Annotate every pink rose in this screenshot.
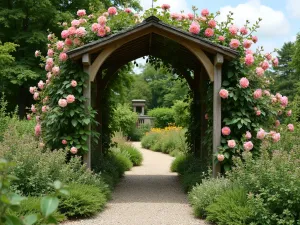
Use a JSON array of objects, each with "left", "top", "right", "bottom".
[
  {"left": 287, "top": 124, "right": 294, "bottom": 132},
  {"left": 124, "top": 8, "right": 132, "bottom": 13},
  {"left": 239, "top": 77, "right": 249, "bottom": 88},
  {"left": 280, "top": 96, "right": 288, "bottom": 107},
  {"left": 92, "top": 23, "right": 100, "bottom": 33},
  {"left": 221, "top": 126, "right": 231, "bottom": 136},
  {"left": 261, "top": 61, "right": 269, "bottom": 70},
  {"left": 47, "top": 49, "right": 54, "bottom": 57},
  {"left": 47, "top": 34, "right": 53, "bottom": 40},
  {"left": 98, "top": 16, "right": 107, "bottom": 25},
  {"left": 229, "top": 25, "right": 238, "bottom": 35},
  {"left": 68, "top": 26, "right": 77, "bottom": 36},
  {"left": 27, "top": 114, "right": 31, "bottom": 120},
  {"left": 204, "top": 28, "right": 214, "bottom": 37},
  {"left": 71, "top": 80, "right": 77, "bottom": 87},
  {"left": 65, "top": 38, "right": 72, "bottom": 46},
  {"left": 35, "top": 50, "right": 41, "bottom": 57},
  {"left": 79, "top": 18, "right": 87, "bottom": 25},
  {"left": 187, "top": 13, "right": 194, "bottom": 20},
  {"left": 162, "top": 4, "right": 171, "bottom": 10},
  {"left": 61, "top": 30, "right": 69, "bottom": 39},
  {"left": 245, "top": 49, "right": 253, "bottom": 55},
  {"left": 52, "top": 66, "right": 60, "bottom": 75},
  {"left": 97, "top": 27, "right": 106, "bottom": 37},
  {"left": 245, "top": 54, "right": 254, "bottom": 65},
  {"left": 66, "top": 95, "right": 75, "bottom": 103},
  {"left": 272, "top": 133, "right": 280, "bottom": 142},
  {"left": 272, "top": 57, "right": 279, "bottom": 67},
  {"left": 253, "top": 89, "right": 262, "bottom": 99},
  {"left": 36, "top": 116, "right": 40, "bottom": 122},
  {"left": 33, "top": 92, "right": 39, "bottom": 100},
  {"left": 108, "top": 7, "right": 117, "bottom": 15},
  {"left": 265, "top": 53, "right": 272, "bottom": 61},
  {"left": 219, "top": 89, "right": 229, "bottom": 99},
  {"left": 42, "top": 105, "right": 48, "bottom": 112},
  {"left": 256, "top": 128, "right": 265, "bottom": 140},
  {"left": 62, "top": 140, "right": 68, "bottom": 145},
  {"left": 245, "top": 131, "right": 252, "bottom": 139},
  {"left": 103, "top": 12, "right": 109, "bottom": 17},
  {"left": 218, "top": 36, "right": 225, "bottom": 41},
  {"left": 70, "top": 147, "right": 78, "bottom": 154},
  {"left": 229, "top": 39, "right": 240, "bottom": 49},
  {"left": 77, "top": 9, "right": 86, "bottom": 17},
  {"left": 201, "top": 9, "right": 209, "bottom": 17},
  {"left": 256, "top": 110, "right": 261, "bottom": 116},
  {"left": 29, "top": 86, "right": 36, "bottom": 94},
  {"left": 35, "top": 124, "right": 41, "bottom": 136},
  {"left": 73, "top": 38, "right": 81, "bottom": 46},
  {"left": 256, "top": 67, "right": 264, "bottom": 77},
  {"left": 275, "top": 120, "right": 280, "bottom": 127},
  {"left": 46, "top": 58, "right": 54, "bottom": 67},
  {"left": 189, "top": 21, "right": 200, "bottom": 34},
  {"left": 243, "top": 40, "right": 252, "bottom": 49},
  {"left": 56, "top": 41, "right": 64, "bottom": 50},
  {"left": 227, "top": 140, "right": 236, "bottom": 148},
  {"left": 171, "top": 13, "right": 182, "bottom": 20},
  {"left": 208, "top": 20, "right": 217, "bottom": 28},
  {"left": 76, "top": 27, "right": 86, "bottom": 37},
  {"left": 217, "top": 154, "right": 225, "bottom": 162},
  {"left": 105, "top": 26, "right": 111, "bottom": 33},
  {"left": 59, "top": 52, "right": 68, "bottom": 62},
  {"left": 31, "top": 105, "right": 37, "bottom": 113},
  {"left": 252, "top": 36, "right": 258, "bottom": 43},
  {"left": 240, "top": 26, "right": 248, "bottom": 35},
  {"left": 264, "top": 90, "right": 270, "bottom": 96},
  {"left": 243, "top": 141, "right": 253, "bottom": 151},
  {"left": 58, "top": 99, "right": 68, "bottom": 107},
  {"left": 71, "top": 19, "right": 80, "bottom": 27},
  {"left": 287, "top": 110, "right": 292, "bottom": 117},
  {"left": 38, "top": 80, "right": 45, "bottom": 90}
]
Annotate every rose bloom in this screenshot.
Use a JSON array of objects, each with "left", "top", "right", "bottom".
[
  {"left": 287, "top": 110, "right": 292, "bottom": 117},
  {"left": 70, "top": 147, "right": 78, "bottom": 154},
  {"left": 229, "top": 39, "right": 240, "bottom": 49},
  {"left": 31, "top": 104, "right": 37, "bottom": 113},
  {"left": 221, "top": 126, "right": 231, "bottom": 136},
  {"left": 35, "top": 50, "right": 41, "bottom": 57},
  {"left": 181, "top": 14, "right": 188, "bottom": 20},
  {"left": 261, "top": 61, "right": 269, "bottom": 70},
  {"left": 245, "top": 49, "right": 253, "bottom": 55},
  {"left": 281, "top": 96, "right": 288, "bottom": 107},
  {"left": 62, "top": 140, "right": 67, "bottom": 145},
  {"left": 265, "top": 53, "right": 272, "bottom": 60},
  {"left": 42, "top": 105, "right": 48, "bottom": 113},
  {"left": 256, "top": 110, "right": 261, "bottom": 116},
  {"left": 71, "top": 19, "right": 80, "bottom": 27},
  {"left": 59, "top": 52, "right": 68, "bottom": 62},
  {"left": 189, "top": 21, "right": 200, "bottom": 34},
  {"left": 229, "top": 25, "right": 238, "bottom": 35},
  {"left": 76, "top": 27, "right": 86, "bottom": 37},
  {"left": 217, "top": 154, "right": 225, "bottom": 162},
  {"left": 253, "top": 89, "right": 262, "bottom": 99},
  {"left": 92, "top": 23, "right": 100, "bottom": 32},
  {"left": 252, "top": 36, "right": 258, "bottom": 43},
  {"left": 56, "top": 41, "right": 64, "bottom": 50},
  {"left": 124, "top": 8, "right": 131, "bottom": 13},
  {"left": 256, "top": 129, "right": 265, "bottom": 140},
  {"left": 201, "top": 8, "right": 209, "bottom": 17},
  {"left": 272, "top": 133, "right": 281, "bottom": 142},
  {"left": 68, "top": 26, "right": 77, "bottom": 36},
  {"left": 245, "top": 54, "right": 254, "bottom": 66},
  {"left": 243, "top": 141, "right": 254, "bottom": 151},
  {"left": 58, "top": 99, "right": 68, "bottom": 107},
  {"left": 276, "top": 93, "right": 282, "bottom": 100},
  {"left": 47, "top": 72, "right": 52, "bottom": 79},
  {"left": 103, "top": 12, "right": 109, "bottom": 17},
  {"left": 77, "top": 9, "right": 86, "bottom": 17},
  {"left": 204, "top": 28, "right": 214, "bottom": 37},
  {"left": 243, "top": 40, "right": 252, "bottom": 49},
  {"left": 27, "top": 114, "right": 31, "bottom": 120},
  {"left": 66, "top": 95, "right": 75, "bottom": 103},
  {"left": 33, "top": 92, "right": 39, "bottom": 100},
  {"left": 271, "top": 97, "right": 277, "bottom": 103},
  {"left": 208, "top": 20, "right": 217, "bottom": 28},
  {"left": 46, "top": 58, "right": 54, "bottom": 67},
  {"left": 29, "top": 86, "right": 36, "bottom": 94},
  {"left": 219, "top": 89, "right": 229, "bottom": 99},
  {"left": 256, "top": 67, "right": 264, "bottom": 77},
  {"left": 52, "top": 66, "right": 60, "bottom": 75},
  {"left": 97, "top": 27, "right": 106, "bottom": 37},
  {"left": 288, "top": 124, "right": 294, "bottom": 132},
  {"left": 264, "top": 90, "right": 270, "bottom": 96},
  {"left": 161, "top": 4, "right": 170, "bottom": 10},
  {"left": 47, "top": 49, "right": 54, "bottom": 57},
  {"left": 65, "top": 38, "right": 72, "bottom": 46},
  {"left": 218, "top": 36, "right": 225, "bottom": 41},
  {"left": 227, "top": 140, "right": 236, "bottom": 148},
  {"left": 187, "top": 13, "right": 194, "bottom": 20},
  {"left": 275, "top": 120, "right": 280, "bottom": 127},
  {"left": 71, "top": 80, "right": 77, "bottom": 87},
  {"left": 108, "top": 7, "right": 117, "bottom": 15},
  {"left": 38, "top": 80, "right": 45, "bottom": 90},
  {"left": 98, "top": 16, "right": 107, "bottom": 25},
  {"left": 239, "top": 77, "right": 249, "bottom": 88},
  {"left": 245, "top": 131, "right": 252, "bottom": 139},
  {"left": 61, "top": 30, "right": 69, "bottom": 39},
  {"left": 35, "top": 124, "right": 41, "bottom": 136},
  {"left": 47, "top": 34, "right": 53, "bottom": 40},
  {"left": 36, "top": 116, "right": 40, "bottom": 122},
  {"left": 105, "top": 26, "right": 111, "bottom": 33},
  {"left": 73, "top": 38, "right": 81, "bottom": 46},
  {"left": 240, "top": 26, "right": 248, "bottom": 35},
  {"left": 171, "top": 13, "right": 182, "bottom": 20},
  {"left": 272, "top": 57, "right": 279, "bottom": 67}
]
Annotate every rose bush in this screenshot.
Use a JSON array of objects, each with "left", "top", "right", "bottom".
[{"left": 28, "top": 4, "right": 292, "bottom": 170}]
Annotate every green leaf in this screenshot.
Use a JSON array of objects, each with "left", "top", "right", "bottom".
[
  {"left": 4, "top": 215, "right": 23, "bottom": 225},
  {"left": 23, "top": 214, "right": 38, "bottom": 225},
  {"left": 53, "top": 180, "right": 62, "bottom": 190},
  {"left": 70, "top": 110, "right": 75, "bottom": 117},
  {"left": 71, "top": 119, "right": 78, "bottom": 127},
  {"left": 224, "top": 152, "right": 230, "bottom": 159},
  {"left": 224, "top": 164, "right": 231, "bottom": 172},
  {"left": 10, "top": 194, "right": 26, "bottom": 205},
  {"left": 83, "top": 118, "right": 90, "bottom": 125},
  {"left": 59, "top": 189, "right": 69, "bottom": 196},
  {"left": 40, "top": 196, "right": 59, "bottom": 217},
  {"left": 222, "top": 80, "right": 230, "bottom": 86}
]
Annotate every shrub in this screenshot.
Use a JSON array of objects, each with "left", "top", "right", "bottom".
[
  {"left": 59, "top": 183, "right": 107, "bottom": 218},
  {"left": 189, "top": 177, "right": 232, "bottom": 218},
  {"left": 206, "top": 188, "right": 254, "bottom": 225},
  {"left": 181, "top": 172, "right": 205, "bottom": 193},
  {"left": 148, "top": 107, "right": 174, "bottom": 128},
  {"left": 128, "top": 124, "right": 151, "bottom": 141},
  {"left": 170, "top": 155, "right": 187, "bottom": 172},
  {"left": 172, "top": 100, "right": 190, "bottom": 127},
  {"left": 110, "top": 148, "right": 133, "bottom": 172},
  {"left": 141, "top": 132, "right": 161, "bottom": 149},
  {"left": 119, "top": 143, "right": 143, "bottom": 166}
]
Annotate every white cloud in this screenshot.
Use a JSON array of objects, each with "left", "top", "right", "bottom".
[
  {"left": 139, "top": 0, "right": 190, "bottom": 13},
  {"left": 286, "top": 0, "right": 300, "bottom": 18},
  {"left": 218, "top": 0, "right": 290, "bottom": 38}
]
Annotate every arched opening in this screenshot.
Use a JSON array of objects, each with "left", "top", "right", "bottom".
[{"left": 68, "top": 16, "right": 238, "bottom": 176}]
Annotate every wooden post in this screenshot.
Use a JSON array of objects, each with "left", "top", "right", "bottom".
[
  {"left": 82, "top": 53, "right": 92, "bottom": 169},
  {"left": 213, "top": 53, "right": 224, "bottom": 177}
]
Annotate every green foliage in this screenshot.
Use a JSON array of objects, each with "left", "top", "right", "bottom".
[
  {"left": 189, "top": 177, "right": 232, "bottom": 218},
  {"left": 110, "top": 148, "right": 133, "bottom": 172},
  {"left": 206, "top": 188, "right": 255, "bottom": 225},
  {"left": 172, "top": 100, "right": 190, "bottom": 127},
  {"left": 148, "top": 108, "right": 175, "bottom": 128},
  {"left": 58, "top": 183, "right": 107, "bottom": 218},
  {"left": 119, "top": 143, "right": 143, "bottom": 166},
  {"left": 127, "top": 124, "right": 151, "bottom": 141},
  {"left": 141, "top": 132, "right": 161, "bottom": 149},
  {"left": 112, "top": 103, "right": 138, "bottom": 137}
]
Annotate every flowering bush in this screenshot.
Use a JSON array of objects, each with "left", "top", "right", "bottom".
[{"left": 29, "top": 4, "right": 292, "bottom": 169}]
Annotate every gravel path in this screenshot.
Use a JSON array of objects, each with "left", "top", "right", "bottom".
[{"left": 63, "top": 142, "right": 206, "bottom": 225}]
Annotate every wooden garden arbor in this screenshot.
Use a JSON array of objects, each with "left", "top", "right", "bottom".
[{"left": 68, "top": 16, "right": 238, "bottom": 176}]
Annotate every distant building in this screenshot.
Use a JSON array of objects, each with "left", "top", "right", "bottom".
[{"left": 132, "top": 100, "right": 154, "bottom": 127}]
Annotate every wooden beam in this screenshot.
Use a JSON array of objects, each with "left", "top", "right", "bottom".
[
  {"left": 82, "top": 54, "right": 91, "bottom": 169},
  {"left": 212, "top": 53, "right": 224, "bottom": 178}
]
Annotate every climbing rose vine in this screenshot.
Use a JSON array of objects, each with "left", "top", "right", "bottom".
[{"left": 28, "top": 4, "right": 293, "bottom": 168}]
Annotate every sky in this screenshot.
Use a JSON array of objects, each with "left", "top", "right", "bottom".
[{"left": 134, "top": 0, "right": 300, "bottom": 72}]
